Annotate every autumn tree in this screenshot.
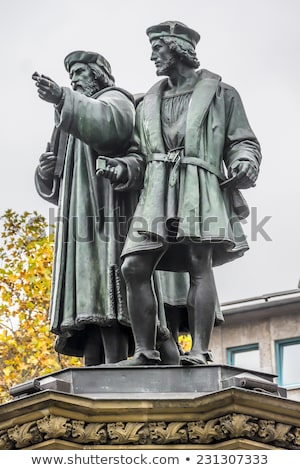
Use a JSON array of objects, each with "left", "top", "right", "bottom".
[
  {"left": 0, "top": 209, "right": 192, "bottom": 404},
  {"left": 0, "top": 210, "right": 81, "bottom": 404}
]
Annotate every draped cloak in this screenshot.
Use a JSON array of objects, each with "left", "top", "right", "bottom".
[{"left": 35, "top": 86, "right": 138, "bottom": 357}]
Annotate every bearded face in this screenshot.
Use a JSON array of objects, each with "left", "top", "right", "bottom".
[
  {"left": 77, "top": 79, "right": 99, "bottom": 96},
  {"left": 69, "top": 63, "right": 100, "bottom": 96},
  {"left": 150, "top": 39, "right": 177, "bottom": 76},
  {"left": 155, "top": 55, "right": 177, "bottom": 76}
]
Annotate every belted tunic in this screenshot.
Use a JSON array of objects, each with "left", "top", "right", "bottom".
[{"left": 120, "top": 69, "right": 262, "bottom": 270}]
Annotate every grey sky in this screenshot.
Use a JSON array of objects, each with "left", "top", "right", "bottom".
[{"left": 1, "top": 0, "right": 299, "bottom": 303}]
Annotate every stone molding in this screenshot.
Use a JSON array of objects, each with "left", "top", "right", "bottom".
[
  {"left": 2, "top": 388, "right": 300, "bottom": 450},
  {"left": 1, "top": 412, "right": 300, "bottom": 450}
]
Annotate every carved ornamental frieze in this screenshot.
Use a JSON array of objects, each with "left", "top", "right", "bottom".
[{"left": 1, "top": 413, "right": 300, "bottom": 449}]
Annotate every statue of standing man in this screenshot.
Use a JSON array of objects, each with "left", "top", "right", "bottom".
[
  {"left": 34, "top": 51, "right": 139, "bottom": 366},
  {"left": 102, "top": 21, "right": 262, "bottom": 366}
]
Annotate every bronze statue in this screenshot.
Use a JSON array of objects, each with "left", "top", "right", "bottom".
[
  {"left": 101, "top": 21, "right": 262, "bottom": 366},
  {"left": 33, "top": 51, "right": 138, "bottom": 365}
]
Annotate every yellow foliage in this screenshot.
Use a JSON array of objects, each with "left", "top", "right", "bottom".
[
  {"left": 178, "top": 333, "right": 192, "bottom": 353},
  {"left": 0, "top": 210, "right": 82, "bottom": 404},
  {"left": 0, "top": 210, "right": 195, "bottom": 405}
]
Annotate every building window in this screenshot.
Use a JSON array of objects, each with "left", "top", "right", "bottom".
[
  {"left": 275, "top": 338, "right": 300, "bottom": 387},
  {"left": 227, "top": 344, "right": 260, "bottom": 370}
]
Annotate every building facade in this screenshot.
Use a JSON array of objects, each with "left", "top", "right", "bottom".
[{"left": 210, "top": 289, "right": 300, "bottom": 401}]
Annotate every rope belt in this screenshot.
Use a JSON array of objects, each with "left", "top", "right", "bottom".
[{"left": 148, "top": 152, "right": 225, "bottom": 186}]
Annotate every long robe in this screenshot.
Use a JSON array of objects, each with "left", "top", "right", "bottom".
[
  {"left": 121, "top": 69, "right": 262, "bottom": 271},
  {"left": 35, "top": 86, "right": 137, "bottom": 357}
]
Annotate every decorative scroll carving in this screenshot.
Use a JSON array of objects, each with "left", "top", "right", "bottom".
[
  {"left": 37, "top": 415, "right": 71, "bottom": 440},
  {"left": 188, "top": 419, "right": 223, "bottom": 443},
  {"left": 1, "top": 413, "right": 300, "bottom": 449},
  {"left": 107, "top": 422, "right": 148, "bottom": 445},
  {"left": 7, "top": 422, "right": 43, "bottom": 449},
  {"left": 258, "top": 420, "right": 293, "bottom": 445},
  {"left": 0, "top": 430, "right": 15, "bottom": 450},
  {"left": 149, "top": 421, "right": 188, "bottom": 444},
  {"left": 72, "top": 421, "right": 107, "bottom": 444},
  {"left": 292, "top": 427, "right": 300, "bottom": 446},
  {"left": 218, "top": 414, "right": 259, "bottom": 439}
]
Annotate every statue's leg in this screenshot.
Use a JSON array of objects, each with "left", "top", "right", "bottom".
[
  {"left": 182, "top": 243, "right": 216, "bottom": 365},
  {"left": 83, "top": 324, "right": 105, "bottom": 366},
  {"left": 100, "top": 324, "right": 129, "bottom": 364},
  {"left": 152, "top": 272, "right": 180, "bottom": 365},
  {"left": 119, "top": 250, "right": 164, "bottom": 365}
]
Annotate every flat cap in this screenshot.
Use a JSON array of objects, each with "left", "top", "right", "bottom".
[
  {"left": 64, "top": 50, "right": 113, "bottom": 81},
  {"left": 146, "top": 21, "right": 200, "bottom": 48}
]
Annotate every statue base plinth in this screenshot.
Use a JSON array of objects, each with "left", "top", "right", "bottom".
[
  {"left": 8, "top": 363, "right": 286, "bottom": 399},
  {"left": 1, "top": 365, "right": 299, "bottom": 450}
]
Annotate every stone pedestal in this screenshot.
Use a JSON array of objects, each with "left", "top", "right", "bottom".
[{"left": 1, "top": 365, "right": 299, "bottom": 450}]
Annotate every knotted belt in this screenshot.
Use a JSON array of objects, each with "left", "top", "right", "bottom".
[{"left": 147, "top": 150, "right": 226, "bottom": 187}]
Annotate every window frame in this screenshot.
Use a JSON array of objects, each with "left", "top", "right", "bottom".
[
  {"left": 227, "top": 343, "right": 260, "bottom": 369},
  {"left": 275, "top": 337, "right": 300, "bottom": 388}
]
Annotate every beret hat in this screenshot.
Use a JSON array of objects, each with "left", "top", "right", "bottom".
[
  {"left": 146, "top": 21, "right": 200, "bottom": 48},
  {"left": 64, "top": 50, "right": 114, "bottom": 82}
]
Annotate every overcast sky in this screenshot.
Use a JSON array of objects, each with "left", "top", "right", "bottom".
[{"left": 1, "top": 0, "right": 299, "bottom": 303}]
